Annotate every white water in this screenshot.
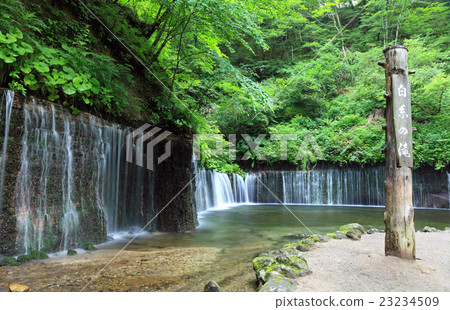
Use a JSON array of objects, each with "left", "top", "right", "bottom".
[
  {"left": 0, "top": 94, "right": 155, "bottom": 254},
  {"left": 194, "top": 166, "right": 449, "bottom": 211},
  {"left": 0, "top": 90, "right": 13, "bottom": 214}
]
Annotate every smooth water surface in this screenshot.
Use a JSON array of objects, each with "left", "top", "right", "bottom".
[{"left": 99, "top": 205, "right": 449, "bottom": 291}]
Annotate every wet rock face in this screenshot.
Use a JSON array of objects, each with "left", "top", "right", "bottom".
[
  {"left": 154, "top": 137, "right": 196, "bottom": 232},
  {"left": 1, "top": 90, "right": 197, "bottom": 255},
  {"left": 253, "top": 248, "right": 311, "bottom": 292}
]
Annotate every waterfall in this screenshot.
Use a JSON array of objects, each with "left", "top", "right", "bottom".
[
  {"left": 0, "top": 90, "right": 13, "bottom": 214},
  {"left": 0, "top": 92, "right": 155, "bottom": 254},
  {"left": 194, "top": 167, "right": 449, "bottom": 211}
]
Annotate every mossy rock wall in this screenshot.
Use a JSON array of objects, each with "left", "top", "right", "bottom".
[{"left": 0, "top": 89, "right": 170, "bottom": 255}]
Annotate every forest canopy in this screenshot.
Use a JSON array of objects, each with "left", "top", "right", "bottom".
[{"left": 0, "top": 0, "right": 448, "bottom": 170}]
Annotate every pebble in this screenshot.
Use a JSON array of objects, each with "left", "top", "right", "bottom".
[{"left": 9, "top": 283, "right": 29, "bottom": 292}]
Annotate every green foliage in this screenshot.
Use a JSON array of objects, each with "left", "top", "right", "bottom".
[
  {"left": 82, "top": 244, "right": 97, "bottom": 251},
  {"left": 0, "top": 0, "right": 134, "bottom": 117},
  {"left": 16, "top": 254, "right": 32, "bottom": 263},
  {"left": 67, "top": 249, "right": 77, "bottom": 256},
  {"left": 30, "top": 250, "right": 49, "bottom": 260},
  {"left": 1, "top": 0, "right": 448, "bottom": 170}
]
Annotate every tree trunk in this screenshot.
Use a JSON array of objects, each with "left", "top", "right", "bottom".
[{"left": 380, "top": 45, "right": 416, "bottom": 259}]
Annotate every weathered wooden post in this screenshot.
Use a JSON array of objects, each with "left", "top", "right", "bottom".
[{"left": 378, "top": 45, "right": 416, "bottom": 259}]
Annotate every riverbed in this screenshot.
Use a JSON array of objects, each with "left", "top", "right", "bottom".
[{"left": 1, "top": 205, "right": 449, "bottom": 292}]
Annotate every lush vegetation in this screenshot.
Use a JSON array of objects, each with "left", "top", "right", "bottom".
[{"left": 0, "top": 0, "right": 448, "bottom": 170}]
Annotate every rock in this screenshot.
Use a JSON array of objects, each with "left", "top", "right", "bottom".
[
  {"left": 345, "top": 229, "right": 362, "bottom": 240},
  {"left": 283, "top": 238, "right": 315, "bottom": 252},
  {"left": 315, "top": 234, "right": 330, "bottom": 243},
  {"left": 291, "top": 233, "right": 311, "bottom": 239},
  {"left": 9, "top": 283, "right": 29, "bottom": 292},
  {"left": 259, "top": 272, "right": 297, "bottom": 292},
  {"left": 30, "top": 250, "right": 49, "bottom": 260},
  {"left": 83, "top": 244, "right": 97, "bottom": 251},
  {"left": 0, "top": 254, "right": 9, "bottom": 266},
  {"left": 67, "top": 250, "right": 77, "bottom": 256},
  {"left": 16, "top": 255, "right": 32, "bottom": 263},
  {"left": 422, "top": 226, "right": 437, "bottom": 232},
  {"left": 367, "top": 228, "right": 379, "bottom": 234},
  {"left": 339, "top": 223, "right": 365, "bottom": 234},
  {"left": 445, "top": 227, "right": 450, "bottom": 231},
  {"left": 332, "top": 231, "right": 347, "bottom": 239},
  {"left": 107, "top": 235, "right": 114, "bottom": 241},
  {"left": 3, "top": 257, "right": 18, "bottom": 266},
  {"left": 203, "top": 280, "right": 221, "bottom": 292},
  {"left": 253, "top": 248, "right": 311, "bottom": 287}
]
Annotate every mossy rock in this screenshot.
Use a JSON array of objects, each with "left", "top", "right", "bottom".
[
  {"left": 30, "top": 250, "right": 49, "bottom": 260},
  {"left": 314, "top": 234, "right": 330, "bottom": 243},
  {"left": 445, "top": 227, "right": 450, "bottom": 231},
  {"left": 422, "top": 226, "right": 437, "bottom": 232},
  {"left": 67, "top": 250, "right": 77, "bottom": 256},
  {"left": 345, "top": 229, "right": 362, "bottom": 240},
  {"left": 259, "top": 272, "right": 297, "bottom": 292},
  {"left": 253, "top": 249, "right": 311, "bottom": 286},
  {"left": 0, "top": 256, "right": 18, "bottom": 266},
  {"left": 17, "top": 255, "right": 32, "bottom": 263},
  {"left": 339, "top": 223, "right": 365, "bottom": 234},
  {"left": 283, "top": 238, "right": 315, "bottom": 252},
  {"left": 332, "top": 231, "right": 347, "bottom": 239},
  {"left": 82, "top": 244, "right": 97, "bottom": 251}
]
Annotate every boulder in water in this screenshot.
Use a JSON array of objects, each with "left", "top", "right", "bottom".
[
  {"left": 9, "top": 283, "right": 29, "bottom": 292},
  {"left": 203, "top": 280, "right": 221, "bottom": 292},
  {"left": 259, "top": 272, "right": 297, "bottom": 292}
]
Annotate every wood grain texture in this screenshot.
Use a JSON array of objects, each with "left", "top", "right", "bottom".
[{"left": 382, "top": 46, "right": 416, "bottom": 259}]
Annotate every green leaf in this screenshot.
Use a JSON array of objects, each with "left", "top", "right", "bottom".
[
  {"left": 20, "top": 42, "right": 33, "bottom": 53},
  {"left": 34, "top": 62, "right": 50, "bottom": 73},
  {"left": 20, "top": 64, "right": 32, "bottom": 74},
  {"left": 0, "top": 50, "right": 15, "bottom": 63},
  {"left": 0, "top": 32, "right": 17, "bottom": 44},
  {"left": 62, "top": 83, "right": 76, "bottom": 95},
  {"left": 10, "top": 27, "right": 23, "bottom": 39}
]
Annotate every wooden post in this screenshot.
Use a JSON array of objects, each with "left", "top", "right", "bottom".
[{"left": 378, "top": 45, "right": 416, "bottom": 259}]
